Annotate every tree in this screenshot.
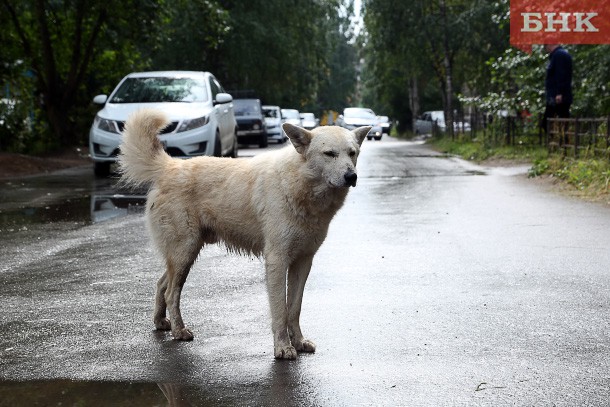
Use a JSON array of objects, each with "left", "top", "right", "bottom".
[
  {"left": 1, "top": 0, "right": 163, "bottom": 150},
  {"left": 216, "top": 0, "right": 357, "bottom": 113},
  {"left": 361, "top": 0, "right": 507, "bottom": 133}
]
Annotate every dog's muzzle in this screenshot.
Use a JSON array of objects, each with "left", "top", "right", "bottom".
[{"left": 344, "top": 171, "right": 358, "bottom": 187}]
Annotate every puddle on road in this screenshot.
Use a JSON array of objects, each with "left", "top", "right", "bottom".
[
  {"left": 0, "top": 197, "right": 92, "bottom": 228},
  {"left": 0, "top": 195, "right": 146, "bottom": 228},
  {"left": 0, "top": 380, "right": 223, "bottom": 406},
  {"left": 0, "top": 380, "right": 169, "bottom": 406}
]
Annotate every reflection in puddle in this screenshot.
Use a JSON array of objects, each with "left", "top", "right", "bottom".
[
  {"left": 0, "top": 380, "right": 167, "bottom": 406},
  {"left": 90, "top": 194, "right": 146, "bottom": 223},
  {"left": 0, "top": 197, "right": 91, "bottom": 228},
  {"left": 0, "top": 194, "right": 147, "bottom": 227},
  {"left": 0, "top": 381, "right": 211, "bottom": 406}
]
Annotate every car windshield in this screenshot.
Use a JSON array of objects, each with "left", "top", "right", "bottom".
[
  {"left": 234, "top": 100, "right": 260, "bottom": 116},
  {"left": 109, "top": 76, "right": 208, "bottom": 103},
  {"left": 344, "top": 108, "right": 376, "bottom": 120},
  {"left": 263, "top": 108, "right": 279, "bottom": 119},
  {"left": 301, "top": 113, "right": 315, "bottom": 120},
  {"left": 282, "top": 109, "right": 299, "bottom": 119}
]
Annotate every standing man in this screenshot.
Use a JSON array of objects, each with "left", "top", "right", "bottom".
[{"left": 542, "top": 44, "right": 573, "bottom": 133}]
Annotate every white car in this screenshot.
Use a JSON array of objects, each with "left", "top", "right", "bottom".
[
  {"left": 262, "top": 105, "right": 286, "bottom": 143},
  {"left": 415, "top": 110, "right": 471, "bottom": 135},
  {"left": 281, "top": 109, "right": 302, "bottom": 127},
  {"left": 89, "top": 71, "right": 238, "bottom": 177},
  {"left": 300, "top": 112, "right": 318, "bottom": 130},
  {"left": 337, "top": 107, "right": 382, "bottom": 140}
]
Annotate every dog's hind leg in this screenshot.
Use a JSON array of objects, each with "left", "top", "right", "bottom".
[
  {"left": 153, "top": 271, "right": 171, "bottom": 331},
  {"left": 265, "top": 252, "right": 297, "bottom": 360},
  {"left": 163, "top": 239, "right": 202, "bottom": 341},
  {"left": 287, "top": 255, "right": 316, "bottom": 353}
]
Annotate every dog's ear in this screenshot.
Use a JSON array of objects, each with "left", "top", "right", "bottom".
[
  {"left": 352, "top": 126, "right": 372, "bottom": 146},
  {"left": 283, "top": 123, "right": 312, "bottom": 154}
]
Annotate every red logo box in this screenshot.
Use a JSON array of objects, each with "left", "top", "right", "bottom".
[{"left": 510, "top": 0, "right": 610, "bottom": 51}]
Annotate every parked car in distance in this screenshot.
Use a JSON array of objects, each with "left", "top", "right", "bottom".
[
  {"left": 89, "top": 70, "right": 237, "bottom": 177},
  {"left": 234, "top": 99, "right": 268, "bottom": 148},
  {"left": 262, "top": 105, "right": 286, "bottom": 143},
  {"left": 377, "top": 115, "right": 392, "bottom": 135},
  {"left": 415, "top": 110, "right": 471, "bottom": 135},
  {"left": 300, "top": 113, "right": 318, "bottom": 130},
  {"left": 337, "top": 107, "right": 382, "bottom": 140},
  {"left": 281, "top": 109, "right": 302, "bottom": 127}
]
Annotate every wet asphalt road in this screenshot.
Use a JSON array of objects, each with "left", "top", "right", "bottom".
[{"left": 1, "top": 137, "right": 609, "bottom": 406}]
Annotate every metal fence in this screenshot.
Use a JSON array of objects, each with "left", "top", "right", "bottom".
[
  {"left": 547, "top": 117, "right": 610, "bottom": 158},
  {"left": 448, "top": 113, "right": 610, "bottom": 159},
  {"left": 458, "top": 112, "right": 544, "bottom": 147}
]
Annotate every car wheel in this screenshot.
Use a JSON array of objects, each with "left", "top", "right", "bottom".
[
  {"left": 375, "top": 136, "right": 382, "bottom": 141},
  {"left": 259, "top": 133, "right": 268, "bottom": 148},
  {"left": 230, "top": 131, "right": 239, "bottom": 158},
  {"left": 367, "top": 136, "right": 372, "bottom": 141},
  {"left": 94, "top": 162, "right": 111, "bottom": 177}
]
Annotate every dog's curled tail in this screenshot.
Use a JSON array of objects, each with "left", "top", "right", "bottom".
[{"left": 118, "top": 109, "right": 173, "bottom": 187}]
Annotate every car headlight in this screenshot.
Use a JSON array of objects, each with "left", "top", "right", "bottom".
[
  {"left": 177, "top": 116, "right": 209, "bottom": 132},
  {"left": 96, "top": 116, "right": 119, "bottom": 134}
]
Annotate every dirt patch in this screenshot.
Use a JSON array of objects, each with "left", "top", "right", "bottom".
[{"left": 0, "top": 147, "right": 91, "bottom": 180}]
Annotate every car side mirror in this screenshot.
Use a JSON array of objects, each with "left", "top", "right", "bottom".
[
  {"left": 215, "top": 93, "right": 233, "bottom": 104},
  {"left": 93, "top": 95, "right": 107, "bottom": 105}
]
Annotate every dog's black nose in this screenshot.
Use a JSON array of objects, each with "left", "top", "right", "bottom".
[{"left": 344, "top": 171, "right": 358, "bottom": 187}]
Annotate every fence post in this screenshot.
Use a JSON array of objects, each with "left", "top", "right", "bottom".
[
  {"left": 574, "top": 117, "right": 579, "bottom": 158},
  {"left": 606, "top": 116, "right": 610, "bottom": 158}
]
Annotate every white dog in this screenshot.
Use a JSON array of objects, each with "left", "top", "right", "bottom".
[{"left": 118, "top": 109, "right": 370, "bottom": 359}]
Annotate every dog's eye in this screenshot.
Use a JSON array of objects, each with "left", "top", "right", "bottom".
[
  {"left": 324, "top": 151, "right": 338, "bottom": 158},
  {"left": 349, "top": 151, "right": 356, "bottom": 157}
]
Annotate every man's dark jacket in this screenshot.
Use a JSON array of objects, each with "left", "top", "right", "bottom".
[{"left": 545, "top": 46, "right": 573, "bottom": 106}]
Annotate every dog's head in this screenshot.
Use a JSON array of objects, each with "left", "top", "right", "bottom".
[{"left": 282, "top": 123, "right": 371, "bottom": 188}]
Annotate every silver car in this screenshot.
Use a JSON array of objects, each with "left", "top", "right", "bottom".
[
  {"left": 337, "top": 107, "right": 382, "bottom": 140},
  {"left": 89, "top": 71, "right": 238, "bottom": 177},
  {"left": 263, "top": 105, "right": 287, "bottom": 143},
  {"left": 281, "top": 109, "right": 302, "bottom": 127}
]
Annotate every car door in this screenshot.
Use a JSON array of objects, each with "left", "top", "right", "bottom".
[{"left": 209, "top": 76, "right": 232, "bottom": 148}]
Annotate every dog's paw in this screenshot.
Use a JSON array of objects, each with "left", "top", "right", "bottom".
[
  {"left": 172, "top": 327, "right": 194, "bottom": 341},
  {"left": 155, "top": 317, "right": 172, "bottom": 331},
  {"left": 294, "top": 339, "right": 316, "bottom": 353},
  {"left": 274, "top": 345, "right": 297, "bottom": 360}
]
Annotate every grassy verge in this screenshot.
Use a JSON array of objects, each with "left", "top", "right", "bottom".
[
  {"left": 529, "top": 156, "right": 610, "bottom": 201},
  {"left": 417, "top": 132, "right": 610, "bottom": 204},
  {"left": 427, "top": 134, "right": 548, "bottom": 162}
]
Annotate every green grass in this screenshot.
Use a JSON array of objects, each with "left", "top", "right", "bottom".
[
  {"left": 427, "top": 134, "right": 548, "bottom": 162},
  {"left": 529, "top": 156, "right": 610, "bottom": 200}
]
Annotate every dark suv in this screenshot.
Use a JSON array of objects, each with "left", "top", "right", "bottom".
[{"left": 234, "top": 99, "right": 267, "bottom": 148}]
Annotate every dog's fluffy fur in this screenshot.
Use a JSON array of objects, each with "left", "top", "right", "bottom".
[{"left": 118, "top": 109, "right": 370, "bottom": 359}]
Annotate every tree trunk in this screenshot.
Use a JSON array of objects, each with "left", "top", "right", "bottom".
[
  {"left": 440, "top": 0, "right": 454, "bottom": 139},
  {"left": 409, "top": 76, "right": 420, "bottom": 133}
]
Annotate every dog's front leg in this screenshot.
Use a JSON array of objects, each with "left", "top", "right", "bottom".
[
  {"left": 265, "top": 254, "right": 297, "bottom": 360},
  {"left": 287, "top": 255, "right": 316, "bottom": 353}
]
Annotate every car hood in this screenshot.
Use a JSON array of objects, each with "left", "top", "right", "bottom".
[
  {"left": 97, "top": 102, "right": 213, "bottom": 121},
  {"left": 344, "top": 117, "right": 377, "bottom": 126},
  {"left": 264, "top": 118, "right": 281, "bottom": 125}
]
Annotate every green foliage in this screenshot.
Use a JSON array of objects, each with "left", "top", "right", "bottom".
[
  {"left": 530, "top": 156, "right": 610, "bottom": 199},
  {"left": 0, "top": 0, "right": 165, "bottom": 151},
  {"left": 361, "top": 0, "right": 508, "bottom": 130},
  {"left": 461, "top": 47, "right": 547, "bottom": 117},
  {"left": 431, "top": 134, "right": 547, "bottom": 162},
  {"left": 0, "top": 0, "right": 358, "bottom": 153},
  {"left": 216, "top": 0, "right": 356, "bottom": 113}
]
